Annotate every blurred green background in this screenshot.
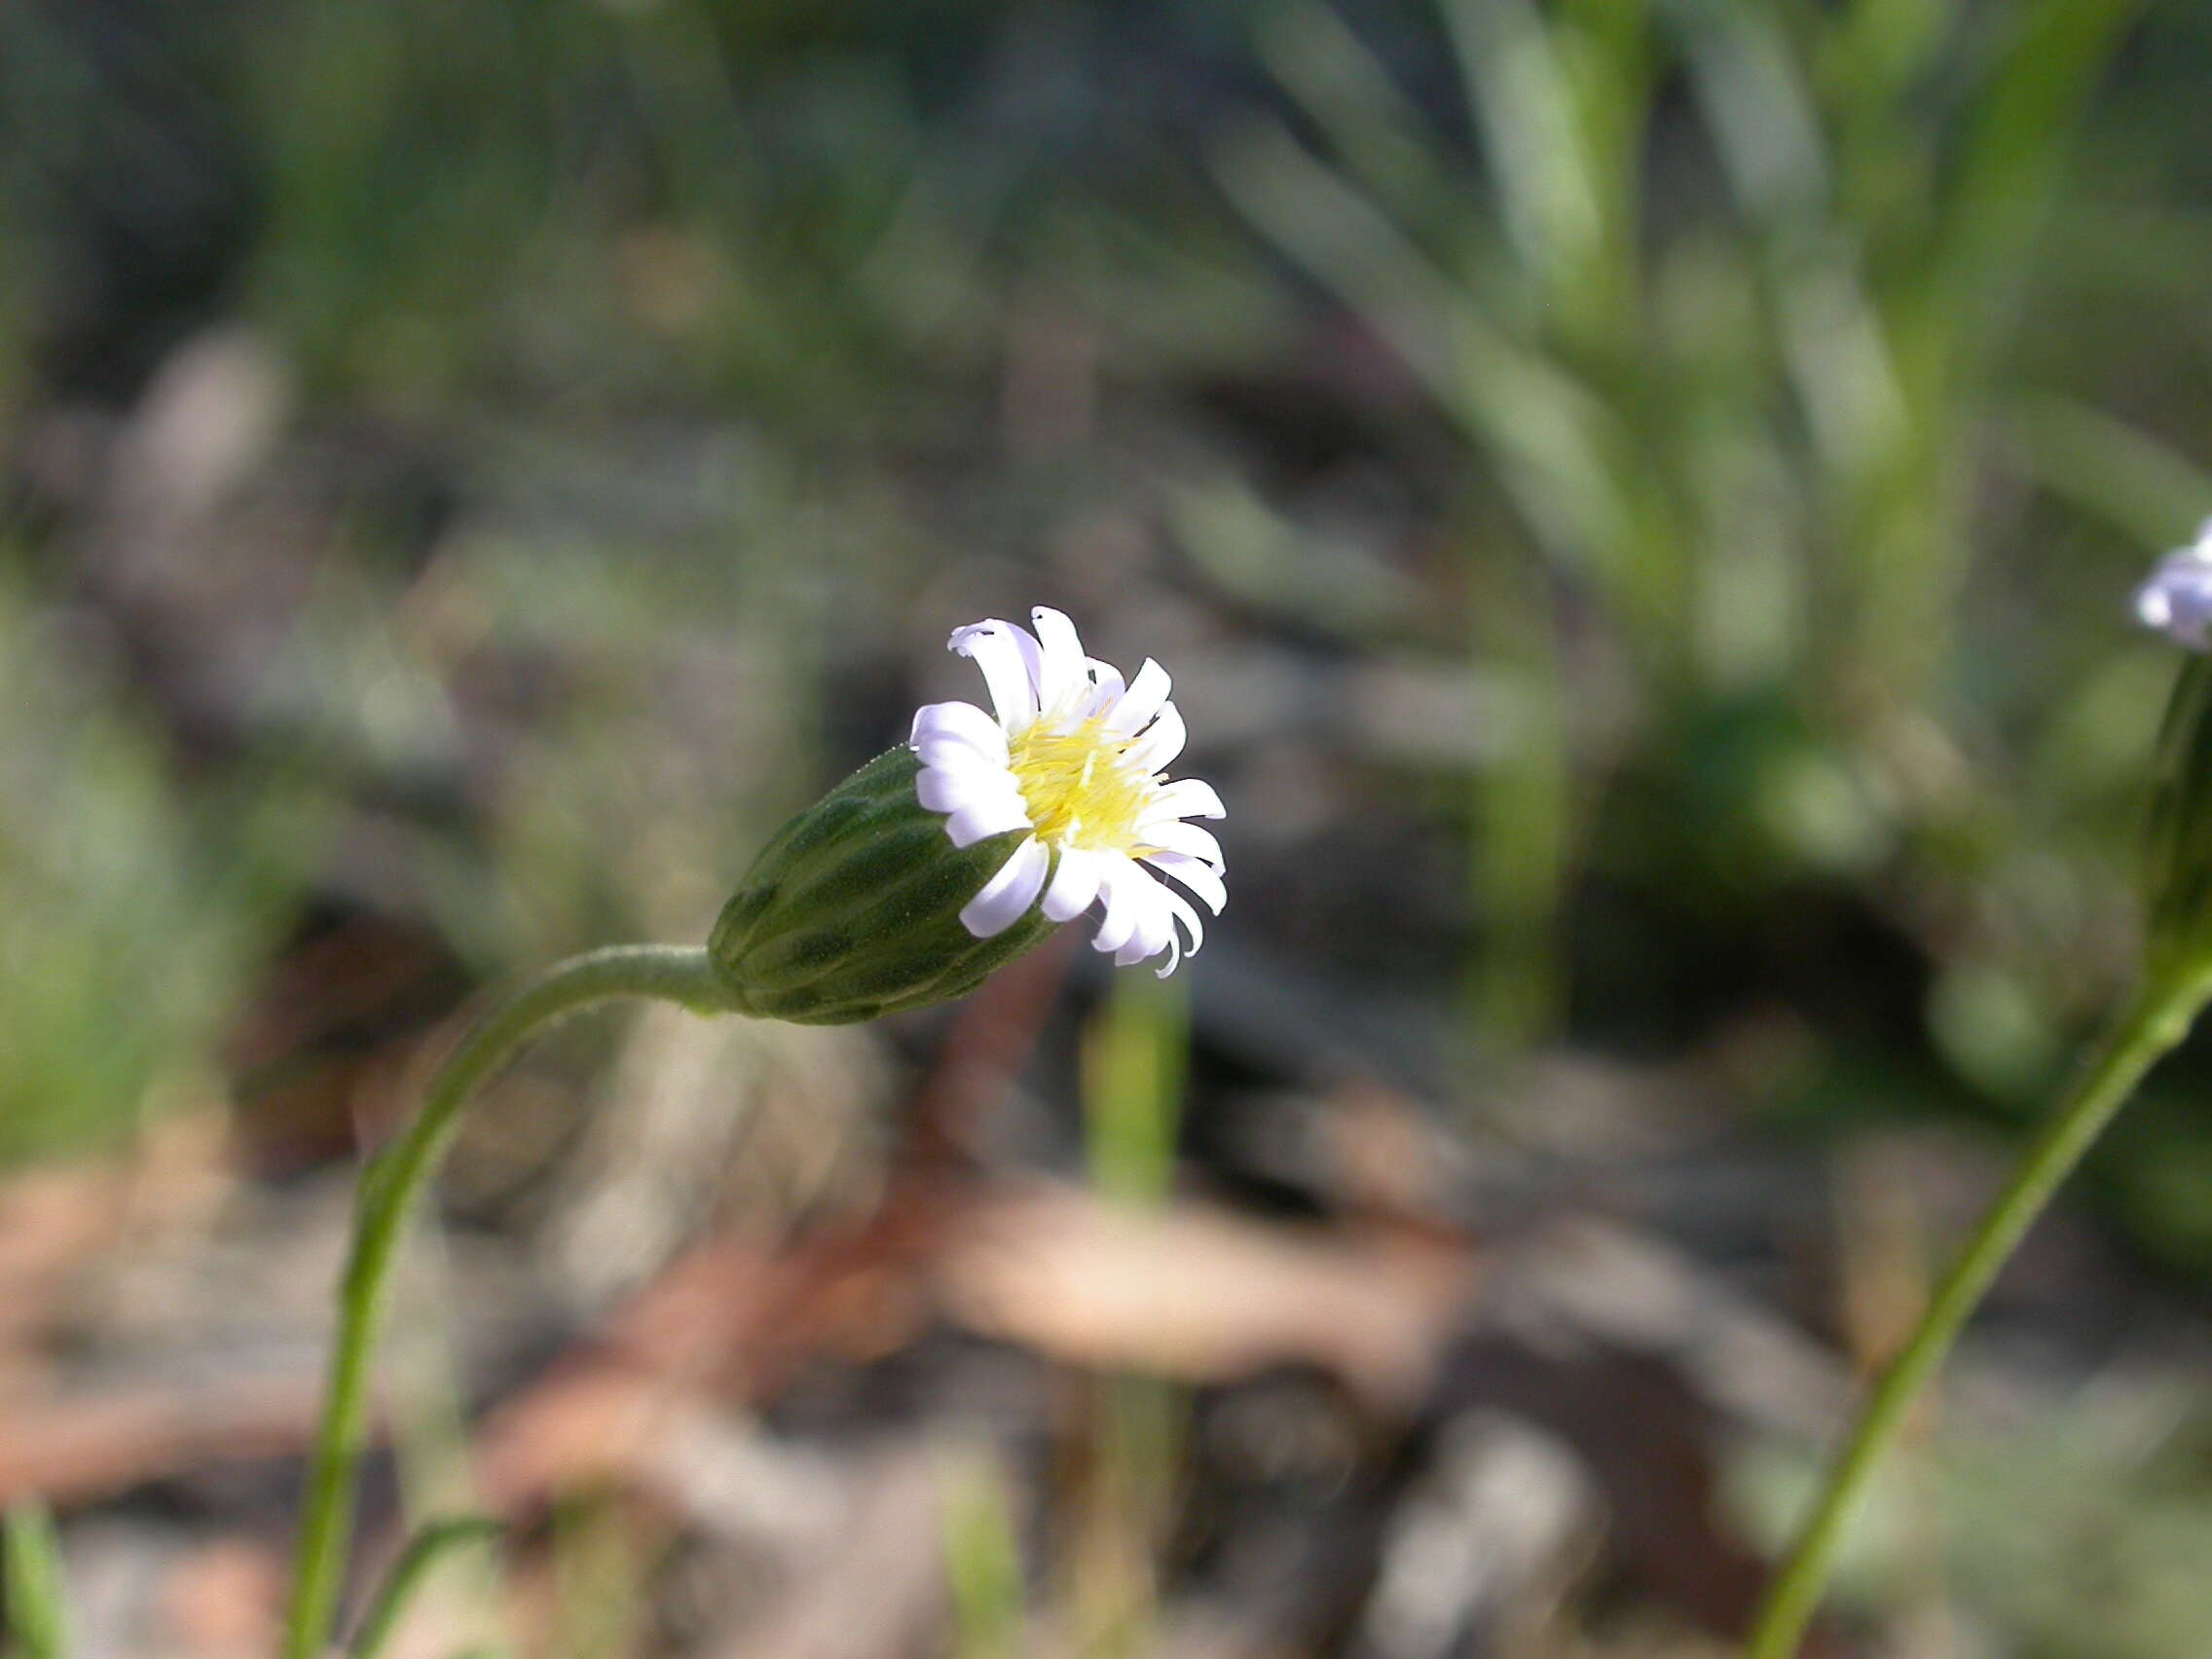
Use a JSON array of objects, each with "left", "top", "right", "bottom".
[{"left": 7, "top": 1, "right": 2212, "bottom": 1654}]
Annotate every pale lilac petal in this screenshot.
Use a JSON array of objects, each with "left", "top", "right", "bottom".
[
  {"left": 910, "top": 700, "right": 1010, "bottom": 763},
  {"left": 1030, "top": 607, "right": 1088, "bottom": 711},
  {"left": 917, "top": 764, "right": 1024, "bottom": 815},
  {"left": 959, "top": 836, "right": 1051, "bottom": 937},
  {"left": 1141, "top": 821, "right": 1223, "bottom": 870},
  {"left": 945, "top": 793, "right": 1035, "bottom": 848},
  {"left": 2138, "top": 551, "right": 2212, "bottom": 649},
  {"left": 1104, "top": 659, "right": 1171, "bottom": 734},
  {"left": 1143, "top": 850, "right": 1226, "bottom": 914},
  {"left": 1150, "top": 778, "right": 1226, "bottom": 821},
  {"left": 1123, "top": 701, "right": 1186, "bottom": 772},
  {"left": 1090, "top": 859, "right": 1148, "bottom": 955},
  {"left": 950, "top": 621, "right": 1043, "bottom": 732},
  {"left": 1040, "top": 844, "right": 1104, "bottom": 922}
]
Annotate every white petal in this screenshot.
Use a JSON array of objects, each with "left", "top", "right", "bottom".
[
  {"left": 945, "top": 794, "right": 1035, "bottom": 848},
  {"left": 959, "top": 836, "right": 1051, "bottom": 937},
  {"left": 950, "top": 621, "right": 1043, "bottom": 733},
  {"left": 1105, "top": 658, "right": 1171, "bottom": 734},
  {"left": 1123, "top": 701, "right": 1186, "bottom": 771},
  {"left": 1090, "top": 858, "right": 1148, "bottom": 955},
  {"left": 1114, "top": 883, "right": 1174, "bottom": 967},
  {"left": 1151, "top": 778, "right": 1226, "bottom": 821},
  {"left": 1040, "top": 844, "right": 1104, "bottom": 922},
  {"left": 917, "top": 764, "right": 1023, "bottom": 815},
  {"left": 1082, "top": 657, "right": 1126, "bottom": 717},
  {"left": 1152, "top": 884, "right": 1205, "bottom": 977},
  {"left": 953, "top": 617, "right": 1047, "bottom": 696},
  {"left": 1006, "top": 621, "right": 1046, "bottom": 692},
  {"left": 1143, "top": 850, "right": 1226, "bottom": 914},
  {"left": 910, "top": 700, "right": 1010, "bottom": 763},
  {"left": 915, "top": 736, "right": 1014, "bottom": 774},
  {"left": 1142, "top": 820, "right": 1223, "bottom": 870},
  {"left": 1030, "top": 608, "right": 1088, "bottom": 712}
]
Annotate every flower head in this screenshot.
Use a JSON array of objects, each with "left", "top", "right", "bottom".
[
  {"left": 2136, "top": 521, "right": 2212, "bottom": 980},
  {"left": 911, "top": 607, "right": 1226, "bottom": 976},
  {"left": 2136, "top": 518, "right": 2212, "bottom": 649}
]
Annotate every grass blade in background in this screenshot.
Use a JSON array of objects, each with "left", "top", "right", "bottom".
[
  {"left": 1073, "top": 972, "right": 1192, "bottom": 1655},
  {"left": 3, "top": 1503, "right": 68, "bottom": 1659},
  {"left": 348, "top": 1517, "right": 503, "bottom": 1659},
  {"left": 1084, "top": 970, "right": 1189, "bottom": 1209},
  {"left": 942, "top": 1450, "right": 1027, "bottom": 1659}
]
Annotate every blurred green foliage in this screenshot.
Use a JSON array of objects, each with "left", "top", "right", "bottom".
[
  {"left": 0, "top": 574, "right": 308, "bottom": 1165},
  {"left": 0, "top": 0, "right": 2204, "bottom": 1170},
  {"left": 1219, "top": 0, "right": 2201, "bottom": 1061},
  {"left": 0, "top": 0, "right": 2205, "bottom": 1196},
  {"left": 1947, "top": 1398, "right": 2212, "bottom": 1659},
  {"left": 1733, "top": 1385, "right": 2212, "bottom": 1657}
]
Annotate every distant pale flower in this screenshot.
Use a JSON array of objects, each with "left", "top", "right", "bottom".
[
  {"left": 2136, "top": 518, "right": 2212, "bottom": 648},
  {"left": 911, "top": 607, "right": 1226, "bottom": 976}
]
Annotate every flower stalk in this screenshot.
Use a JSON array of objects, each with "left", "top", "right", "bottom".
[
  {"left": 1743, "top": 968, "right": 2212, "bottom": 1659},
  {"left": 1750, "top": 566, "right": 2212, "bottom": 1656},
  {"left": 283, "top": 944, "right": 741, "bottom": 1659}
]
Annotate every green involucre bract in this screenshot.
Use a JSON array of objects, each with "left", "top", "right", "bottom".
[{"left": 709, "top": 748, "right": 1058, "bottom": 1023}]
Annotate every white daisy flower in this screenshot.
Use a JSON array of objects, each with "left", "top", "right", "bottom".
[
  {"left": 908, "top": 607, "right": 1227, "bottom": 977},
  {"left": 2137, "top": 517, "right": 2212, "bottom": 649}
]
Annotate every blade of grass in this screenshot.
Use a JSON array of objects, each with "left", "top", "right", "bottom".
[
  {"left": 1254, "top": 0, "right": 1462, "bottom": 224},
  {"left": 1671, "top": 0, "right": 1908, "bottom": 492},
  {"left": 3, "top": 1503, "right": 68, "bottom": 1659},
  {"left": 1438, "top": 0, "right": 1604, "bottom": 308},
  {"left": 1552, "top": 0, "right": 1657, "bottom": 330},
  {"left": 348, "top": 1517, "right": 503, "bottom": 1659},
  {"left": 1209, "top": 120, "right": 1635, "bottom": 577},
  {"left": 1470, "top": 562, "right": 1573, "bottom": 1054},
  {"left": 1084, "top": 970, "right": 1189, "bottom": 1208},
  {"left": 1829, "top": 0, "right": 1961, "bottom": 118},
  {"left": 942, "top": 1451, "right": 1025, "bottom": 1659},
  {"left": 2006, "top": 396, "right": 2212, "bottom": 552},
  {"left": 1075, "top": 972, "right": 1194, "bottom": 1657},
  {"left": 1930, "top": 0, "right": 2149, "bottom": 380}
]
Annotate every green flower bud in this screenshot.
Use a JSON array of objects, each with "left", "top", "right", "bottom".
[
  {"left": 2142, "top": 653, "right": 2212, "bottom": 984},
  {"left": 709, "top": 747, "right": 1058, "bottom": 1023}
]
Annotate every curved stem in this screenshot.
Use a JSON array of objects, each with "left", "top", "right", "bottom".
[
  {"left": 1745, "top": 973, "right": 2211, "bottom": 1659},
  {"left": 348, "top": 1515, "right": 503, "bottom": 1659},
  {"left": 283, "top": 944, "right": 740, "bottom": 1659}
]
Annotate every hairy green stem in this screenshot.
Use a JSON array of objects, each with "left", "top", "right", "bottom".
[
  {"left": 283, "top": 944, "right": 739, "bottom": 1659},
  {"left": 1745, "top": 972, "right": 2211, "bottom": 1659}
]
